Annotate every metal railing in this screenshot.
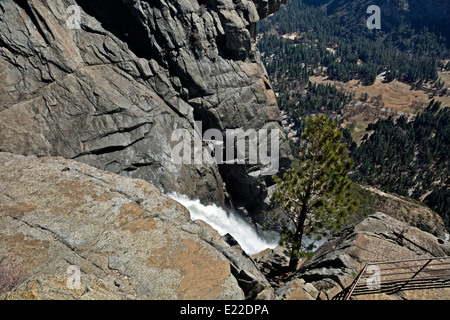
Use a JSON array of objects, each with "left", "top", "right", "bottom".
[{"left": 339, "top": 256, "right": 450, "bottom": 300}]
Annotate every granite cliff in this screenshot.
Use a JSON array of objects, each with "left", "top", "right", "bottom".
[
  {"left": 0, "top": 152, "right": 272, "bottom": 299},
  {"left": 2, "top": 0, "right": 448, "bottom": 301},
  {"left": 0, "top": 0, "right": 291, "bottom": 219}
]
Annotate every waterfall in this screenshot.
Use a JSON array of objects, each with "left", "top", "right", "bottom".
[{"left": 167, "top": 194, "right": 279, "bottom": 256}]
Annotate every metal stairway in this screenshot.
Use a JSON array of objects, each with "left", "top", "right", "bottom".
[{"left": 336, "top": 256, "right": 450, "bottom": 300}]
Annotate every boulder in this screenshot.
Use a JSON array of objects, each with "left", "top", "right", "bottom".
[
  {"left": 0, "top": 152, "right": 271, "bottom": 299},
  {"left": 251, "top": 246, "right": 289, "bottom": 281}
]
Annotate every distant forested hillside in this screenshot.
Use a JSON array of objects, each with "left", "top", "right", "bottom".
[
  {"left": 303, "top": 0, "right": 450, "bottom": 43},
  {"left": 351, "top": 103, "right": 450, "bottom": 228},
  {"left": 257, "top": 0, "right": 450, "bottom": 230},
  {"left": 258, "top": 0, "right": 449, "bottom": 85}
]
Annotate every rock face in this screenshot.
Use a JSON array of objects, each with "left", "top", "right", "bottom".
[
  {"left": 0, "top": 152, "right": 271, "bottom": 299},
  {"left": 355, "top": 185, "right": 448, "bottom": 239},
  {"left": 276, "top": 213, "right": 450, "bottom": 300},
  {"left": 0, "top": 0, "right": 291, "bottom": 218}
]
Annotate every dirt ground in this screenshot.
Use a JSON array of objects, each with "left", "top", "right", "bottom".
[
  {"left": 311, "top": 76, "right": 449, "bottom": 114},
  {"left": 309, "top": 75, "right": 450, "bottom": 144}
]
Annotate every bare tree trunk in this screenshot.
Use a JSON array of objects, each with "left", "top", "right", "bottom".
[{"left": 288, "top": 204, "right": 308, "bottom": 271}]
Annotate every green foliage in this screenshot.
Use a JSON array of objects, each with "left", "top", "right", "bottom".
[
  {"left": 259, "top": 0, "right": 450, "bottom": 236},
  {"left": 348, "top": 184, "right": 386, "bottom": 225},
  {"left": 278, "top": 82, "right": 354, "bottom": 157},
  {"left": 258, "top": 0, "right": 448, "bottom": 109},
  {"left": 269, "top": 115, "right": 358, "bottom": 269},
  {"left": 351, "top": 108, "right": 450, "bottom": 230}
]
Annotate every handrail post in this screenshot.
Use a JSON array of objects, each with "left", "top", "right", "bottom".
[{"left": 344, "top": 263, "right": 369, "bottom": 300}]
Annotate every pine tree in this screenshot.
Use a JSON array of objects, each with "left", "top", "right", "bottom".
[{"left": 269, "top": 115, "right": 358, "bottom": 270}]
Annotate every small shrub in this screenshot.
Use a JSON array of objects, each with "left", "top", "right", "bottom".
[
  {"left": 191, "top": 30, "right": 206, "bottom": 51},
  {"left": 199, "top": 4, "right": 207, "bottom": 15},
  {"left": 0, "top": 254, "right": 27, "bottom": 295},
  {"left": 182, "top": 21, "right": 206, "bottom": 52}
]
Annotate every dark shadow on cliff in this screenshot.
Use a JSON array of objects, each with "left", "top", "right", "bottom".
[{"left": 76, "top": 0, "right": 164, "bottom": 65}]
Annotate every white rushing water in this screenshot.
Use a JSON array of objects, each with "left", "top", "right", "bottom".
[{"left": 168, "top": 194, "right": 279, "bottom": 256}]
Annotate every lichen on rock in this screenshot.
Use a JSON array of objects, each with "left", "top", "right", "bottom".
[{"left": 0, "top": 152, "right": 271, "bottom": 300}]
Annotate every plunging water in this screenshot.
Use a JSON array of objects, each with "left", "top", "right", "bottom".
[{"left": 168, "top": 194, "right": 279, "bottom": 256}]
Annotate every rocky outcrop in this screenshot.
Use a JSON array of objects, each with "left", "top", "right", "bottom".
[
  {"left": 0, "top": 152, "right": 272, "bottom": 299},
  {"left": 275, "top": 213, "right": 450, "bottom": 300},
  {"left": 0, "top": 0, "right": 291, "bottom": 219},
  {"left": 355, "top": 185, "right": 448, "bottom": 239},
  {"left": 251, "top": 246, "right": 289, "bottom": 279}
]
